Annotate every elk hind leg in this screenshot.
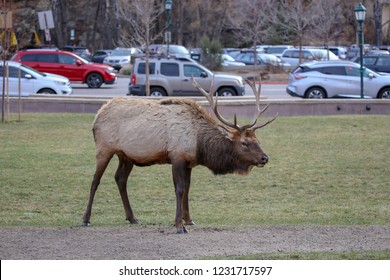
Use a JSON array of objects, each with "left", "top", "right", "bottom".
[
  {"left": 115, "top": 154, "right": 139, "bottom": 224},
  {"left": 172, "top": 161, "right": 191, "bottom": 234}
]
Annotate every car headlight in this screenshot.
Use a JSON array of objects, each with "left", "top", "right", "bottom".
[
  {"left": 106, "top": 67, "right": 115, "bottom": 74},
  {"left": 121, "top": 58, "right": 130, "bottom": 63}
]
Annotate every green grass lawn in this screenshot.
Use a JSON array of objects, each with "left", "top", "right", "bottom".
[{"left": 0, "top": 113, "right": 389, "bottom": 228}]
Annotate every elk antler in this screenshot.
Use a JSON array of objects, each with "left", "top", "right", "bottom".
[
  {"left": 244, "top": 78, "right": 278, "bottom": 131},
  {"left": 191, "top": 76, "right": 277, "bottom": 132}
]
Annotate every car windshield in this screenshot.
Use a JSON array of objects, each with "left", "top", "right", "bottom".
[
  {"left": 72, "top": 53, "right": 91, "bottom": 64},
  {"left": 312, "top": 50, "right": 338, "bottom": 60},
  {"left": 267, "top": 47, "right": 288, "bottom": 54},
  {"left": 111, "top": 50, "right": 131, "bottom": 56},
  {"left": 20, "top": 64, "right": 45, "bottom": 77},
  {"left": 259, "top": 54, "right": 280, "bottom": 63},
  {"left": 222, "top": 54, "right": 235, "bottom": 61}
]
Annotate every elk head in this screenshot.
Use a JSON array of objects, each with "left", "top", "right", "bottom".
[{"left": 192, "top": 76, "right": 277, "bottom": 174}]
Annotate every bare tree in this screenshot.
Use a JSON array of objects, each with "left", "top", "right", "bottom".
[
  {"left": 311, "top": 0, "right": 344, "bottom": 58},
  {"left": 229, "top": 0, "right": 270, "bottom": 48},
  {"left": 374, "top": 0, "right": 390, "bottom": 46},
  {"left": 268, "top": 0, "right": 317, "bottom": 63},
  {"left": 118, "top": 0, "right": 164, "bottom": 96},
  {"left": 179, "top": 0, "right": 234, "bottom": 47}
]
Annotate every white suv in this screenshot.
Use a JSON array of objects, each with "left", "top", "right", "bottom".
[
  {"left": 287, "top": 60, "right": 390, "bottom": 99},
  {"left": 128, "top": 56, "right": 245, "bottom": 97},
  {"left": 103, "top": 47, "right": 143, "bottom": 70},
  {"left": 281, "top": 48, "right": 339, "bottom": 67}
]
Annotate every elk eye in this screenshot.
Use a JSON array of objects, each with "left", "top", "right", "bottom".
[{"left": 241, "top": 140, "right": 249, "bottom": 148}]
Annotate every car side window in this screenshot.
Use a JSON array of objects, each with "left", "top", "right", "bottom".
[
  {"left": 137, "top": 62, "right": 155, "bottom": 74},
  {"left": 302, "top": 51, "right": 312, "bottom": 59},
  {"left": 0, "top": 66, "right": 32, "bottom": 79},
  {"left": 59, "top": 54, "right": 77, "bottom": 65},
  {"left": 345, "top": 66, "right": 360, "bottom": 77},
  {"left": 160, "top": 63, "right": 179, "bottom": 76},
  {"left": 35, "top": 54, "right": 58, "bottom": 63},
  {"left": 283, "top": 50, "right": 293, "bottom": 58},
  {"left": 320, "top": 66, "right": 346, "bottom": 75},
  {"left": 20, "top": 54, "right": 37, "bottom": 62},
  {"left": 362, "top": 57, "right": 376, "bottom": 65},
  {"left": 376, "top": 57, "right": 390, "bottom": 66},
  {"left": 292, "top": 51, "right": 300, "bottom": 58},
  {"left": 184, "top": 65, "right": 205, "bottom": 77}
]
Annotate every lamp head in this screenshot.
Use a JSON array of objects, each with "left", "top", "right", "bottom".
[{"left": 354, "top": 3, "right": 366, "bottom": 24}]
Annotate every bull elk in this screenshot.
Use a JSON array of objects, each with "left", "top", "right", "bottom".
[{"left": 82, "top": 77, "right": 276, "bottom": 233}]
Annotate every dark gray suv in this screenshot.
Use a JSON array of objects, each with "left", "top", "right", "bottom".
[
  {"left": 128, "top": 56, "right": 245, "bottom": 97},
  {"left": 353, "top": 55, "right": 390, "bottom": 74}
]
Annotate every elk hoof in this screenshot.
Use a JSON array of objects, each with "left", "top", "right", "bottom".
[
  {"left": 185, "top": 220, "right": 196, "bottom": 226},
  {"left": 177, "top": 227, "right": 188, "bottom": 234},
  {"left": 129, "top": 219, "right": 140, "bottom": 225}
]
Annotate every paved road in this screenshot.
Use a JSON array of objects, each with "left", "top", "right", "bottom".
[{"left": 71, "top": 77, "right": 293, "bottom": 100}]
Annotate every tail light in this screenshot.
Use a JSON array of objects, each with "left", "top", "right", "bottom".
[
  {"left": 131, "top": 74, "right": 136, "bottom": 85},
  {"left": 293, "top": 73, "right": 307, "bottom": 80}
]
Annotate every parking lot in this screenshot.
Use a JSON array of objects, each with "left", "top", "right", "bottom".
[{"left": 70, "top": 76, "right": 293, "bottom": 100}]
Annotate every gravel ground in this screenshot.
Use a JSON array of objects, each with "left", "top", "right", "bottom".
[{"left": 1, "top": 225, "right": 389, "bottom": 259}]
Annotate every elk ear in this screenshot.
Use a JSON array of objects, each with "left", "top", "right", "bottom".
[{"left": 217, "top": 125, "right": 235, "bottom": 141}]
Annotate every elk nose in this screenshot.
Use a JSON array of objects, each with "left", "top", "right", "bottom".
[{"left": 262, "top": 155, "right": 269, "bottom": 163}]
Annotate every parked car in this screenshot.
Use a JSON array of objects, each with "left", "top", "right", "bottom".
[
  {"left": 287, "top": 60, "right": 390, "bottom": 99},
  {"left": 148, "top": 44, "right": 191, "bottom": 58},
  {"left": 234, "top": 51, "right": 291, "bottom": 69},
  {"left": 326, "top": 46, "right": 348, "bottom": 60},
  {"left": 0, "top": 61, "right": 72, "bottom": 96},
  {"left": 281, "top": 48, "right": 339, "bottom": 66},
  {"left": 266, "top": 45, "right": 293, "bottom": 58},
  {"left": 220, "top": 54, "right": 245, "bottom": 66},
  {"left": 128, "top": 56, "right": 245, "bottom": 97},
  {"left": 103, "top": 47, "right": 143, "bottom": 70},
  {"left": 365, "top": 49, "right": 390, "bottom": 56},
  {"left": 346, "top": 47, "right": 361, "bottom": 60},
  {"left": 61, "top": 45, "right": 91, "bottom": 60},
  {"left": 222, "top": 48, "right": 241, "bottom": 59},
  {"left": 352, "top": 55, "right": 390, "bottom": 73},
  {"left": 90, "top": 50, "right": 112, "bottom": 63},
  {"left": 11, "top": 49, "right": 117, "bottom": 88}
]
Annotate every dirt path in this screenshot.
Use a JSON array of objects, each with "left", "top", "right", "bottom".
[{"left": 1, "top": 225, "right": 389, "bottom": 259}]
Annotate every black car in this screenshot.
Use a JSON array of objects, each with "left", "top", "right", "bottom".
[
  {"left": 353, "top": 55, "right": 390, "bottom": 73},
  {"left": 90, "top": 50, "right": 112, "bottom": 63},
  {"left": 61, "top": 45, "right": 91, "bottom": 60}
]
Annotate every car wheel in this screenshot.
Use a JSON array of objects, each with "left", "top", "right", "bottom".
[
  {"left": 216, "top": 87, "right": 236, "bottom": 96},
  {"left": 304, "top": 87, "right": 326, "bottom": 98},
  {"left": 378, "top": 87, "right": 390, "bottom": 99},
  {"left": 86, "top": 73, "right": 104, "bottom": 88},
  {"left": 37, "top": 88, "right": 56, "bottom": 94},
  {"left": 150, "top": 87, "right": 167, "bottom": 97}
]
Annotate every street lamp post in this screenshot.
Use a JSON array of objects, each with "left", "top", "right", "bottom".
[
  {"left": 354, "top": 3, "right": 366, "bottom": 99},
  {"left": 165, "top": 0, "right": 172, "bottom": 56}
]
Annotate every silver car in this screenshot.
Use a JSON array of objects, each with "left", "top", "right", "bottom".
[{"left": 287, "top": 60, "right": 390, "bottom": 99}]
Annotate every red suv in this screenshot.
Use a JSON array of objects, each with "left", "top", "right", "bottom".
[{"left": 11, "top": 49, "right": 117, "bottom": 88}]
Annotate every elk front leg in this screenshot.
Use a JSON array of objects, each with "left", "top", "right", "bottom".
[
  {"left": 83, "top": 151, "right": 113, "bottom": 226},
  {"left": 182, "top": 168, "right": 195, "bottom": 226},
  {"left": 172, "top": 160, "right": 191, "bottom": 234}
]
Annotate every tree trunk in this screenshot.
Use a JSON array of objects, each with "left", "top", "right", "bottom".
[{"left": 374, "top": 0, "right": 383, "bottom": 46}]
